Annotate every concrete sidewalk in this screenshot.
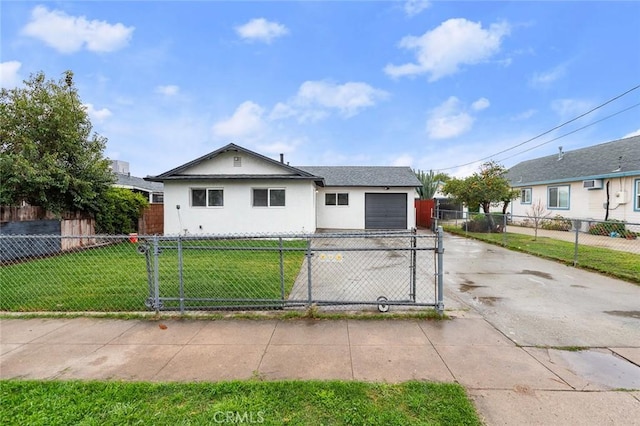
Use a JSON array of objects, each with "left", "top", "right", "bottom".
[{"left": 1, "top": 315, "right": 639, "bottom": 425}]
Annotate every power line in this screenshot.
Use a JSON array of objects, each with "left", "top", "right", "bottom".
[
  {"left": 494, "top": 102, "right": 640, "bottom": 163},
  {"left": 434, "top": 84, "right": 640, "bottom": 172}
]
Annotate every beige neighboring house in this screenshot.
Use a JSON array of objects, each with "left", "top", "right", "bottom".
[
  {"left": 505, "top": 135, "right": 640, "bottom": 224},
  {"left": 145, "top": 143, "right": 421, "bottom": 235}
]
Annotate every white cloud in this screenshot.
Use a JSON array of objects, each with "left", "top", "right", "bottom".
[
  {"left": 269, "top": 102, "right": 297, "bottom": 120},
  {"left": 426, "top": 96, "right": 475, "bottom": 139},
  {"left": 22, "top": 6, "right": 134, "bottom": 54},
  {"left": 530, "top": 65, "right": 566, "bottom": 87},
  {"left": 471, "top": 97, "right": 490, "bottom": 111},
  {"left": 269, "top": 80, "right": 388, "bottom": 122},
  {"left": 212, "top": 101, "right": 265, "bottom": 138},
  {"left": 155, "top": 85, "right": 179, "bottom": 96},
  {"left": 391, "top": 154, "right": 414, "bottom": 167},
  {"left": 551, "top": 98, "right": 593, "bottom": 119},
  {"left": 384, "top": 18, "right": 511, "bottom": 81},
  {"left": 404, "top": 0, "right": 431, "bottom": 17},
  {"left": 0, "top": 61, "right": 22, "bottom": 88},
  {"left": 83, "top": 103, "right": 112, "bottom": 122},
  {"left": 511, "top": 109, "right": 537, "bottom": 121},
  {"left": 623, "top": 128, "right": 640, "bottom": 138},
  {"left": 235, "top": 18, "right": 289, "bottom": 43}
]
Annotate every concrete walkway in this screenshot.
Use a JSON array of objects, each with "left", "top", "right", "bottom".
[{"left": 1, "top": 315, "right": 639, "bottom": 425}]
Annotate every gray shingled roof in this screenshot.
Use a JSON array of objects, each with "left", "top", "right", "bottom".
[
  {"left": 115, "top": 173, "right": 164, "bottom": 192},
  {"left": 506, "top": 135, "right": 640, "bottom": 186},
  {"left": 298, "top": 166, "right": 421, "bottom": 187}
]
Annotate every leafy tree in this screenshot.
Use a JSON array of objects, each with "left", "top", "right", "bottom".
[
  {"left": 442, "top": 161, "right": 519, "bottom": 231},
  {"left": 0, "top": 70, "right": 114, "bottom": 214},
  {"left": 95, "top": 187, "right": 149, "bottom": 234}
]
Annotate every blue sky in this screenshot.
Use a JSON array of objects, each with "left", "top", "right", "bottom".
[{"left": 2, "top": 1, "right": 639, "bottom": 178}]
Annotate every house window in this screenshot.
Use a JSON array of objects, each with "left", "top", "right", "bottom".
[
  {"left": 548, "top": 185, "right": 569, "bottom": 209},
  {"left": 635, "top": 179, "right": 640, "bottom": 211},
  {"left": 253, "top": 188, "right": 285, "bottom": 207},
  {"left": 520, "top": 188, "right": 532, "bottom": 204},
  {"left": 191, "top": 188, "right": 223, "bottom": 207},
  {"left": 325, "top": 193, "right": 349, "bottom": 206}
]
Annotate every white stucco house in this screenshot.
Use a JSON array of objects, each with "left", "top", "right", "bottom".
[
  {"left": 145, "top": 143, "right": 421, "bottom": 235},
  {"left": 506, "top": 135, "right": 640, "bottom": 223}
]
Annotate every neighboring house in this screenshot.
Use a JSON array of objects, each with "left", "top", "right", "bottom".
[
  {"left": 111, "top": 160, "right": 164, "bottom": 204},
  {"left": 506, "top": 135, "right": 640, "bottom": 223},
  {"left": 145, "top": 143, "right": 421, "bottom": 235}
]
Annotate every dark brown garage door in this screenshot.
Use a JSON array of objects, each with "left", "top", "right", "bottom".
[{"left": 365, "top": 193, "right": 407, "bottom": 229}]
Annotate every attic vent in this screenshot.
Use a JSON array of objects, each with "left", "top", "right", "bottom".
[
  {"left": 233, "top": 156, "right": 242, "bottom": 167},
  {"left": 582, "top": 179, "right": 603, "bottom": 189}
]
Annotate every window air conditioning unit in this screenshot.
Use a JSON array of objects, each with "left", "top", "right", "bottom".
[{"left": 582, "top": 179, "right": 603, "bottom": 189}]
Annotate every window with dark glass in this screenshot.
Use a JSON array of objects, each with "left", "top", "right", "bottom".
[
  {"left": 253, "top": 188, "right": 285, "bottom": 207},
  {"left": 548, "top": 185, "right": 569, "bottom": 209},
  {"left": 325, "top": 192, "right": 349, "bottom": 206},
  {"left": 191, "top": 188, "right": 223, "bottom": 207}
]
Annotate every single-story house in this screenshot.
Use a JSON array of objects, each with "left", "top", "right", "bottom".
[
  {"left": 506, "top": 135, "right": 640, "bottom": 223},
  {"left": 145, "top": 143, "right": 421, "bottom": 235},
  {"left": 111, "top": 160, "right": 164, "bottom": 204}
]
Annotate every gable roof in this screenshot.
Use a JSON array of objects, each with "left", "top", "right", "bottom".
[
  {"left": 115, "top": 173, "right": 164, "bottom": 192},
  {"left": 146, "top": 143, "right": 322, "bottom": 183},
  {"left": 506, "top": 135, "right": 640, "bottom": 186},
  {"left": 298, "top": 166, "right": 421, "bottom": 187}
]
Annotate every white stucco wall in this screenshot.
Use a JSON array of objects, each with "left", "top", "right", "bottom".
[
  {"left": 510, "top": 176, "right": 640, "bottom": 223},
  {"left": 315, "top": 187, "right": 418, "bottom": 230},
  {"left": 164, "top": 179, "right": 316, "bottom": 235}
]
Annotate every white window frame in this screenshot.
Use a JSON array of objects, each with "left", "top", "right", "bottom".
[
  {"left": 325, "top": 192, "right": 349, "bottom": 206},
  {"left": 191, "top": 187, "right": 224, "bottom": 208},
  {"left": 547, "top": 185, "right": 570, "bottom": 209},
  {"left": 635, "top": 179, "right": 640, "bottom": 211},
  {"left": 520, "top": 188, "right": 532, "bottom": 204},
  {"left": 252, "top": 188, "right": 286, "bottom": 208}
]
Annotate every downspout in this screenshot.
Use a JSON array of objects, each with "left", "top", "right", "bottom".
[{"left": 604, "top": 180, "right": 610, "bottom": 221}]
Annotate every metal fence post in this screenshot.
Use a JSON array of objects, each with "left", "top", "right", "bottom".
[
  {"left": 306, "top": 237, "right": 313, "bottom": 307},
  {"left": 573, "top": 227, "right": 579, "bottom": 266},
  {"left": 503, "top": 214, "right": 508, "bottom": 246},
  {"left": 279, "top": 237, "right": 285, "bottom": 305},
  {"left": 178, "top": 235, "right": 184, "bottom": 314},
  {"left": 153, "top": 235, "right": 161, "bottom": 313},
  {"left": 436, "top": 226, "right": 445, "bottom": 315},
  {"left": 410, "top": 228, "right": 417, "bottom": 302}
]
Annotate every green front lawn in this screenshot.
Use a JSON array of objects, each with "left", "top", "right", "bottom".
[
  {"left": 0, "top": 239, "right": 306, "bottom": 312},
  {"left": 0, "top": 380, "right": 481, "bottom": 425}
]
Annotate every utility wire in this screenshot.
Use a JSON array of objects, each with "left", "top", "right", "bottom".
[
  {"left": 434, "top": 84, "right": 640, "bottom": 172},
  {"left": 494, "top": 102, "right": 640, "bottom": 163}
]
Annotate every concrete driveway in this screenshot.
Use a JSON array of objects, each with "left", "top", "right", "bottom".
[
  {"left": 440, "top": 231, "right": 640, "bottom": 424},
  {"left": 441, "top": 232, "right": 640, "bottom": 347}
]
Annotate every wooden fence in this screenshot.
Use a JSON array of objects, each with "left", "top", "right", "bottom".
[{"left": 415, "top": 199, "right": 435, "bottom": 229}]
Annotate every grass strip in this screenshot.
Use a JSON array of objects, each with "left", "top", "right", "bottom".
[
  {"left": 444, "top": 226, "right": 640, "bottom": 284},
  {"left": 0, "top": 380, "right": 481, "bottom": 425},
  {"left": 0, "top": 240, "right": 306, "bottom": 312}
]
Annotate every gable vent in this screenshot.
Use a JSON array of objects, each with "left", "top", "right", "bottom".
[
  {"left": 582, "top": 179, "right": 603, "bottom": 189},
  {"left": 233, "top": 156, "right": 242, "bottom": 167}
]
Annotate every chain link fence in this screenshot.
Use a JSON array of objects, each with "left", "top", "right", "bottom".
[
  {"left": 435, "top": 210, "right": 640, "bottom": 282},
  {"left": 0, "top": 230, "right": 444, "bottom": 314}
]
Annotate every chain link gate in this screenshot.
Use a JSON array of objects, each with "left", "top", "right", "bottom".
[{"left": 140, "top": 228, "right": 444, "bottom": 314}]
